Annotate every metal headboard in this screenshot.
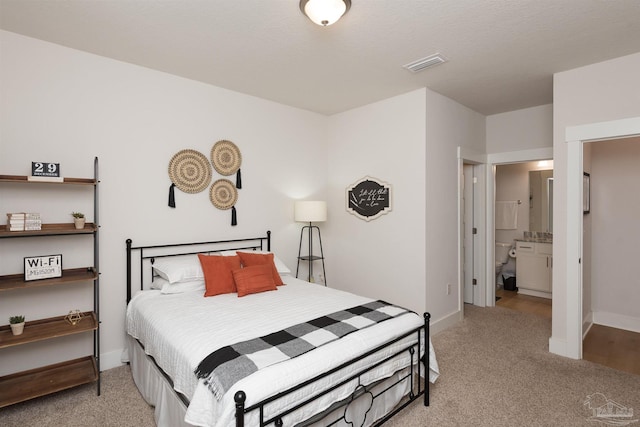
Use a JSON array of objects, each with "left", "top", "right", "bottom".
[{"left": 126, "top": 231, "right": 271, "bottom": 303}]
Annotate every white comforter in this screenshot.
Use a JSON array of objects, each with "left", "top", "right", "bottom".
[{"left": 126, "top": 277, "right": 439, "bottom": 427}]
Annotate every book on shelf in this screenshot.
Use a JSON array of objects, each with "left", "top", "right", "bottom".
[
  {"left": 7, "top": 212, "right": 41, "bottom": 219},
  {"left": 6, "top": 212, "right": 42, "bottom": 231}
]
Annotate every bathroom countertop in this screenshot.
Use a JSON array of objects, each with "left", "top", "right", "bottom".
[{"left": 516, "top": 238, "right": 553, "bottom": 243}]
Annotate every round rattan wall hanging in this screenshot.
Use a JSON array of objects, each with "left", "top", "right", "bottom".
[
  {"left": 168, "top": 149, "right": 212, "bottom": 193},
  {"left": 167, "top": 149, "right": 212, "bottom": 208},
  {"left": 211, "top": 140, "right": 242, "bottom": 188},
  {"left": 210, "top": 179, "right": 238, "bottom": 225}
]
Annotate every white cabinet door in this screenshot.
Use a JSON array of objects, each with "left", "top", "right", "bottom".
[
  {"left": 517, "top": 253, "right": 550, "bottom": 292},
  {"left": 516, "top": 242, "right": 552, "bottom": 294}
]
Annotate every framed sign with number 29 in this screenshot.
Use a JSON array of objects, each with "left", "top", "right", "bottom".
[{"left": 31, "top": 162, "right": 60, "bottom": 177}]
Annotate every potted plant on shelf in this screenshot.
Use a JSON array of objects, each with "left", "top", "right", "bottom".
[
  {"left": 9, "top": 315, "right": 25, "bottom": 336},
  {"left": 71, "top": 211, "right": 85, "bottom": 229}
]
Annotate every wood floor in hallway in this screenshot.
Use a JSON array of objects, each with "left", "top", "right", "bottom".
[
  {"left": 495, "top": 288, "right": 551, "bottom": 318},
  {"left": 495, "top": 288, "right": 639, "bottom": 377}
]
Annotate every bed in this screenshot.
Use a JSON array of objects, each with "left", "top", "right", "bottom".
[{"left": 124, "top": 231, "right": 439, "bottom": 427}]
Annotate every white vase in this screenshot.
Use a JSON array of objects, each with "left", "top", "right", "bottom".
[
  {"left": 10, "top": 322, "right": 25, "bottom": 336},
  {"left": 74, "top": 218, "right": 85, "bottom": 229}
]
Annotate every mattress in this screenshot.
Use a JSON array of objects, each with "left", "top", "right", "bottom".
[{"left": 126, "top": 276, "right": 439, "bottom": 427}]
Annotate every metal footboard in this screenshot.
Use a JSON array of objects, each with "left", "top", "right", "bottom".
[{"left": 234, "top": 313, "right": 430, "bottom": 427}]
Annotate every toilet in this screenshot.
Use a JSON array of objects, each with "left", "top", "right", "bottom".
[{"left": 495, "top": 242, "right": 512, "bottom": 276}]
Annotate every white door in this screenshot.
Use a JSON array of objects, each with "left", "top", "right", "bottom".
[{"left": 463, "top": 164, "right": 474, "bottom": 304}]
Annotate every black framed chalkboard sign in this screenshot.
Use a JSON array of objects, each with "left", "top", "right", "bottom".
[{"left": 346, "top": 176, "right": 392, "bottom": 221}]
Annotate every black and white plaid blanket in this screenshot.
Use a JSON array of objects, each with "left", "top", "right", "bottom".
[{"left": 194, "top": 300, "right": 411, "bottom": 399}]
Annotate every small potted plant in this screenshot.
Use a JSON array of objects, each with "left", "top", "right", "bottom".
[
  {"left": 71, "top": 212, "right": 85, "bottom": 229},
  {"left": 9, "top": 315, "right": 25, "bottom": 336}
]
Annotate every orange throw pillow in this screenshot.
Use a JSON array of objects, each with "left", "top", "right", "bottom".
[
  {"left": 198, "top": 254, "right": 241, "bottom": 297},
  {"left": 236, "top": 252, "right": 284, "bottom": 286},
  {"left": 233, "top": 264, "right": 277, "bottom": 297}
]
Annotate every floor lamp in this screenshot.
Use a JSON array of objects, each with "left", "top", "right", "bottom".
[{"left": 295, "top": 200, "right": 327, "bottom": 285}]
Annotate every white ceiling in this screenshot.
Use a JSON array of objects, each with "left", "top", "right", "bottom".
[{"left": 2, "top": 0, "right": 640, "bottom": 116}]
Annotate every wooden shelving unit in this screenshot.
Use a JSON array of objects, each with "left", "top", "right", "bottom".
[
  {"left": 0, "top": 223, "right": 98, "bottom": 238},
  {"left": 0, "top": 356, "right": 98, "bottom": 408},
  {"left": 0, "top": 158, "right": 100, "bottom": 408},
  {"left": 0, "top": 175, "right": 95, "bottom": 185},
  {"left": 0, "top": 267, "right": 98, "bottom": 292}
]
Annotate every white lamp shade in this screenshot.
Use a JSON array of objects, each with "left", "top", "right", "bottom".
[
  {"left": 295, "top": 201, "right": 327, "bottom": 222},
  {"left": 301, "top": 0, "right": 350, "bottom": 26}
]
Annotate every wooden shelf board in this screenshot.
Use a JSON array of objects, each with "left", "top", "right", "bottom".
[
  {"left": 0, "top": 356, "right": 98, "bottom": 408},
  {"left": 0, "top": 175, "right": 95, "bottom": 185},
  {"left": 0, "top": 267, "right": 97, "bottom": 292},
  {"left": 0, "top": 312, "right": 97, "bottom": 349},
  {"left": 0, "top": 223, "right": 97, "bottom": 238}
]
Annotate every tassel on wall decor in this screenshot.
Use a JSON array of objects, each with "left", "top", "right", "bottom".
[
  {"left": 168, "top": 183, "right": 176, "bottom": 208},
  {"left": 167, "top": 149, "right": 212, "bottom": 208},
  {"left": 210, "top": 179, "right": 238, "bottom": 226}
]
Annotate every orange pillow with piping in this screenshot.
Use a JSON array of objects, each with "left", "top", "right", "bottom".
[
  {"left": 233, "top": 264, "right": 277, "bottom": 297},
  {"left": 198, "top": 254, "right": 241, "bottom": 297},
  {"left": 236, "top": 251, "right": 284, "bottom": 286}
]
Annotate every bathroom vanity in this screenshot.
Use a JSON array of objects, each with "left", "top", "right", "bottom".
[{"left": 516, "top": 240, "right": 552, "bottom": 299}]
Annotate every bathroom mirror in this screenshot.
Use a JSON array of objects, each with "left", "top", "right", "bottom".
[{"left": 529, "top": 169, "right": 553, "bottom": 232}]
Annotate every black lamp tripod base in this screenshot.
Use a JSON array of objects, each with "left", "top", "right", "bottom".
[{"left": 296, "top": 223, "right": 326, "bottom": 286}]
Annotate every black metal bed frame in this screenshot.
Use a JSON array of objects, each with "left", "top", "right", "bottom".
[{"left": 125, "top": 231, "right": 430, "bottom": 427}]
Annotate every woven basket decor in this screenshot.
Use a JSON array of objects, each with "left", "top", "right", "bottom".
[
  {"left": 210, "top": 179, "right": 238, "bottom": 210},
  {"left": 211, "top": 140, "right": 242, "bottom": 176},
  {"left": 168, "top": 149, "right": 212, "bottom": 194}
]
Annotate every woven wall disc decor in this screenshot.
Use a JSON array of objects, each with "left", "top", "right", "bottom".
[
  {"left": 168, "top": 149, "right": 212, "bottom": 193},
  {"left": 211, "top": 140, "right": 241, "bottom": 176},
  {"left": 210, "top": 179, "right": 238, "bottom": 210}
]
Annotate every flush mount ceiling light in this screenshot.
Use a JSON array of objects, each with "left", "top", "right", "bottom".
[{"left": 300, "top": 0, "right": 351, "bottom": 26}]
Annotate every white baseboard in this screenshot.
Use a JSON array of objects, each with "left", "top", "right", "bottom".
[
  {"left": 593, "top": 311, "right": 640, "bottom": 333},
  {"left": 549, "top": 336, "right": 569, "bottom": 358},
  {"left": 517, "top": 288, "right": 552, "bottom": 299},
  {"left": 583, "top": 311, "right": 594, "bottom": 339},
  {"left": 101, "top": 348, "right": 126, "bottom": 371},
  {"left": 431, "top": 309, "right": 463, "bottom": 336}
]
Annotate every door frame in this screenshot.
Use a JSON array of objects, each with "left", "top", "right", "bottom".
[
  {"left": 561, "top": 116, "right": 640, "bottom": 359},
  {"left": 458, "top": 147, "right": 486, "bottom": 310},
  {"left": 486, "top": 147, "right": 554, "bottom": 307}
]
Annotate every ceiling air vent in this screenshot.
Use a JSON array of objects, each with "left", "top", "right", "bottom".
[{"left": 403, "top": 53, "right": 447, "bottom": 73}]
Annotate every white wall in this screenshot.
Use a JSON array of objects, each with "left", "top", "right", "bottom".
[
  {"left": 326, "top": 89, "right": 427, "bottom": 316},
  {"left": 487, "top": 104, "right": 553, "bottom": 154},
  {"left": 552, "top": 52, "right": 640, "bottom": 357},
  {"left": 425, "top": 89, "right": 486, "bottom": 326},
  {"left": 0, "top": 31, "right": 327, "bottom": 373},
  {"left": 589, "top": 137, "right": 640, "bottom": 332},
  {"left": 326, "top": 88, "right": 486, "bottom": 331}
]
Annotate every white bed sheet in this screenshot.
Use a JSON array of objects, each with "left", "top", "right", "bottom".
[{"left": 126, "top": 276, "right": 439, "bottom": 427}]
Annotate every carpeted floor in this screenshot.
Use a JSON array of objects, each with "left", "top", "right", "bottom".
[{"left": 2, "top": 305, "right": 639, "bottom": 426}]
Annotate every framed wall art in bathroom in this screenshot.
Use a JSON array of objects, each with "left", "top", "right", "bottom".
[{"left": 583, "top": 172, "right": 590, "bottom": 214}]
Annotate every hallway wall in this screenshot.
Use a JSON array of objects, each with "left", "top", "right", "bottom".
[
  {"left": 589, "top": 136, "right": 640, "bottom": 332},
  {"left": 553, "top": 51, "right": 640, "bottom": 357}
]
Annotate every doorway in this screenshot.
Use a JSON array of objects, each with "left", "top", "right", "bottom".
[
  {"left": 494, "top": 161, "right": 553, "bottom": 300},
  {"left": 458, "top": 152, "right": 486, "bottom": 310},
  {"left": 561, "top": 117, "right": 640, "bottom": 359},
  {"left": 485, "top": 147, "right": 553, "bottom": 308}
]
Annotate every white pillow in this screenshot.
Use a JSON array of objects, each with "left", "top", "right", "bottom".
[
  {"left": 152, "top": 255, "right": 204, "bottom": 284},
  {"left": 150, "top": 277, "right": 205, "bottom": 294},
  {"left": 224, "top": 250, "right": 292, "bottom": 275}
]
